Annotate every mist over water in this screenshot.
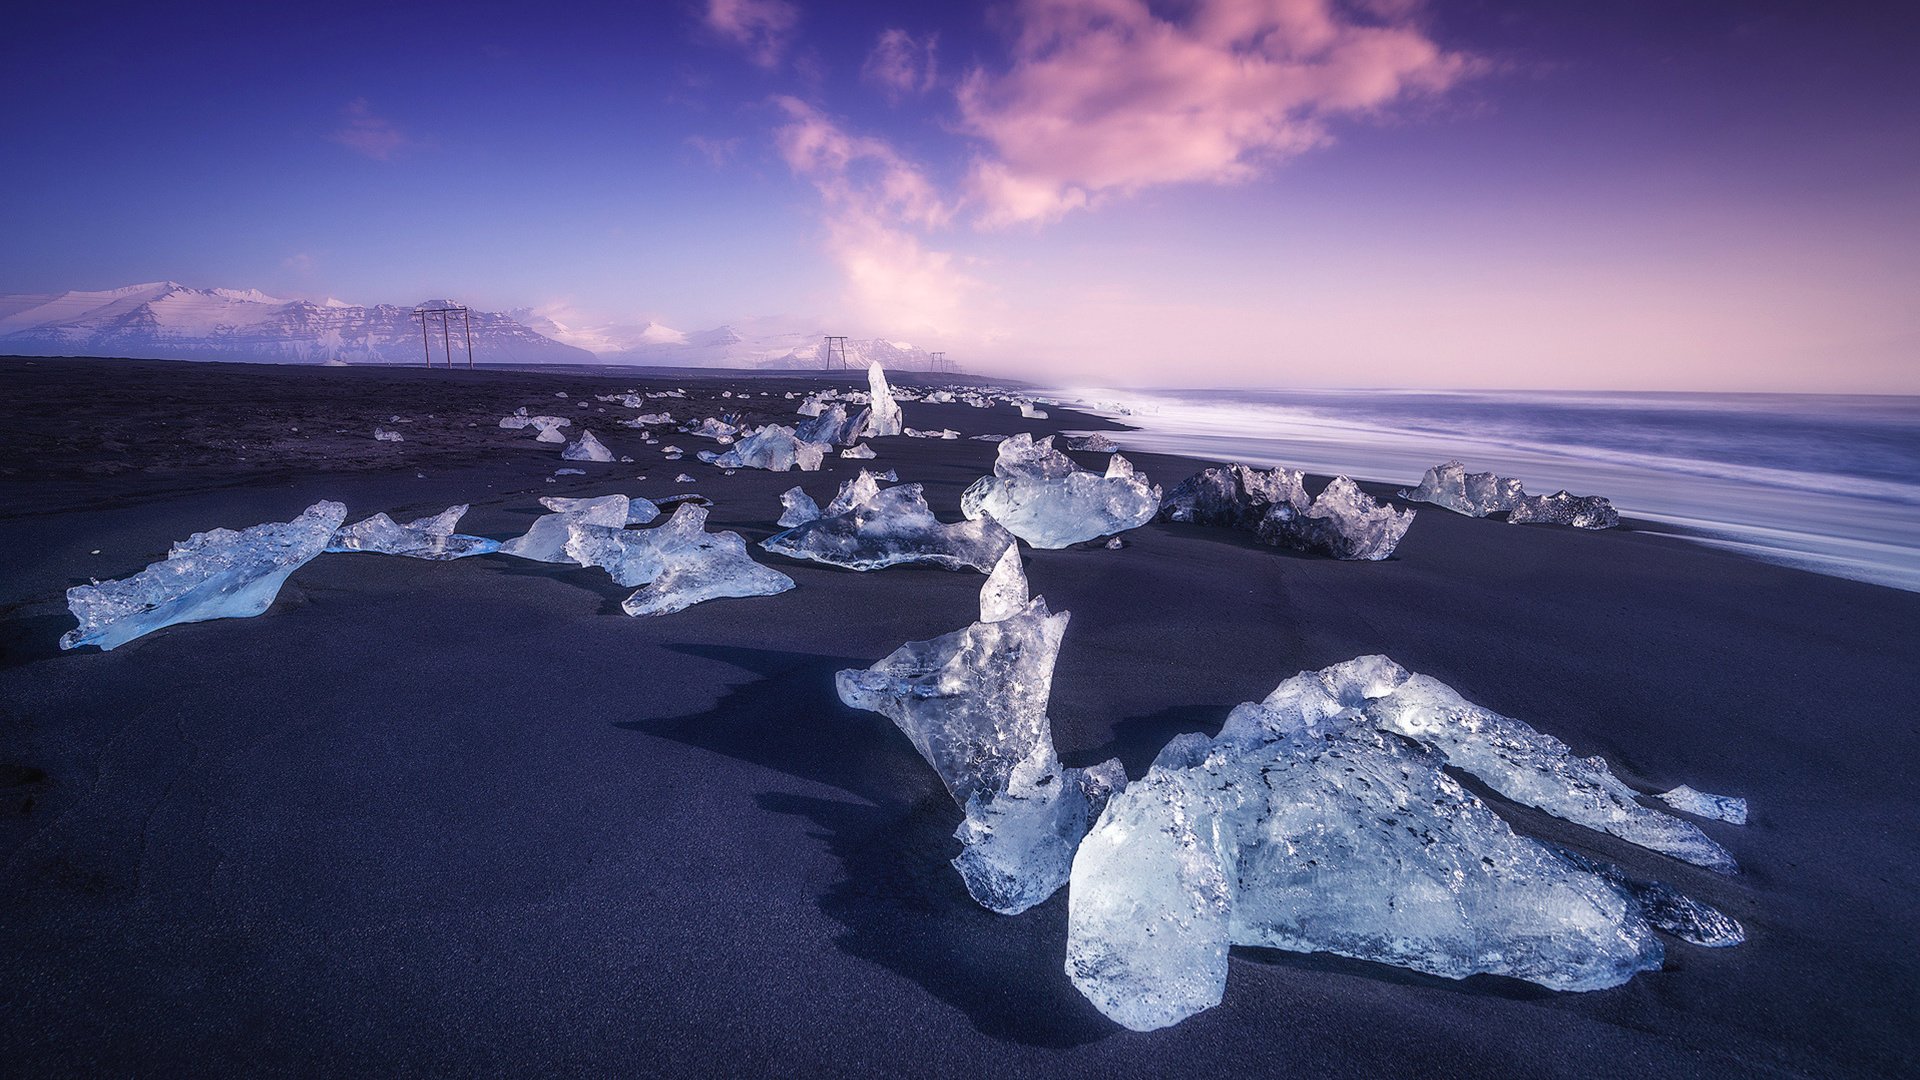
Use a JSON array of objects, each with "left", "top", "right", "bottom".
[{"left": 1052, "top": 387, "right": 1920, "bottom": 593}]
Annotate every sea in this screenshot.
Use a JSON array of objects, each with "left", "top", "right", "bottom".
[{"left": 1046, "top": 387, "right": 1920, "bottom": 593}]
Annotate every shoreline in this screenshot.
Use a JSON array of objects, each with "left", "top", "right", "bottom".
[{"left": 2, "top": 355, "right": 1917, "bottom": 1076}]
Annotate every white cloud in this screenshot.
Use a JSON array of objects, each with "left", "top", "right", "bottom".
[
  {"left": 705, "top": 0, "right": 801, "bottom": 70},
  {"left": 862, "top": 29, "right": 939, "bottom": 101}
]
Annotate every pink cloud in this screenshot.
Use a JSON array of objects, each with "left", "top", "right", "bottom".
[
  {"left": 773, "top": 98, "right": 978, "bottom": 334},
  {"left": 705, "top": 0, "right": 801, "bottom": 70},
  {"left": 328, "top": 98, "right": 410, "bottom": 161},
  {"left": 862, "top": 29, "right": 939, "bottom": 101},
  {"left": 957, "top": 0, "right": 1476, "bottom": 227}
]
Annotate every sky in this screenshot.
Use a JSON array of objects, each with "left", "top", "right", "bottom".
[{"left": 3, "top": 0, "right": 1917, "bottom": 391}]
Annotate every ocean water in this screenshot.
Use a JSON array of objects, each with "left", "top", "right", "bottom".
[{"left": 1049, "top": 387, "right": 1920, "bottom": 593}]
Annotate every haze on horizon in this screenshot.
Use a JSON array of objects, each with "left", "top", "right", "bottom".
[{"left": 4, "top": 0, "right": 1916, "bottom": 393}]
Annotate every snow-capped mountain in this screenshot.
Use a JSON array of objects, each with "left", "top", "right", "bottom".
[
  {"left": 524, "top": 309, "right": 944, "bottom": 370},
  {"left": 0, "top": 283, "right": 594, "bottom": 365}
]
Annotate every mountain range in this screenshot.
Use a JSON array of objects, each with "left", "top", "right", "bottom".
[{"left": 0, "top": 283, "right": 945, "bottom": 370}]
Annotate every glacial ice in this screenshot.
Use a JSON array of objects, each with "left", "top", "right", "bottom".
[
  {"left": 326, "top": 504, "right": 499, "bottom": 560},
  {"left": 561, "top": 430, "right": 614, "bottom": 462},
  {"left": 904, "top": 427, "right": 961, "bottom": 440},
  {"left": 1509, "top": 491, "right": 1621, "bottom": 530},
  {"left": 1018, "top": 402, "right": 1048, "bottom": 419},
  {"left": 763, "top": 472, "right": 1016, "bottom": 572},
  {"left": 1658, "top": 785, "right": 1749, "bottom": 825},
  {"left": 796, "top": 404, "right": 870, "bottom": 447},
  {"left": 777, "top": 485, "right": 823, "bottom": 527},
  {"left": 1064, "top": 433, "right": 1118, "bottom": 452},
  {"left": 1399, "top": 460, "right": 1525, "bottom": 517},
  {"left": 1066, "top": 655, "right": 1743, "bottom": 1030},
  {"left": 686, "top": 417, "right": 739, "bottom": 441},
  {"left": 1159, "top": 463, "right": 1308, "bottom": 528},
  {"left": 499, "top": 494, "right": 634, "bottom": 563},
  {"left": 565, "top": 503, "right": 795, "bottom": 616},
  {"left": 836, "top": 551, "right": 1124, "bottom": 913},
  {"left": 536, "top": 425, "right": 568, "bottom": 444},
  {"left": 698, "top": 425, "right": 826, "bottom": 472},
  {"left": 60, "top": 500, "right": 348, "bottom": 651},
  {"left": 373, "top": 427, "right": 404, "bottom": 442},
  {"left": 841, "top": 443, "right": 876, "bottom": 459},
  {"left": 1254, "top": 475, "right": 1414, "bottom": 560},
  {"left": 959, "top": 435, "right": 1160, "bottom": 549},
  {"left": 865, "top": 362, "right": 904, "bottom": 437}
]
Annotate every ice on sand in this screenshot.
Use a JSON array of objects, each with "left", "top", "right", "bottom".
[
  {"left": 1067, "top": 656, "right": 1742, "bottom": 1031},
  {"left": 1254, "top": 475, "right": 1413, "bottom": 560},
  {"left": 796, "top": 404, "right": 870, "bottom": 447},
  {"left": 865, "top": 362, "right": 904, "bottom": 437},
  {"left": 1399, "top": 460, "right": 1525, "bottom": 517},
  {"left": 562, "top": 430, "right": 614, "bottom": 462},
  {"left": 697, "top": 424, "right": 826, "bottom": 472},
  {"left": 836, "top": 549, "right": 1124, "bottom": 913},
  {"left": 959, "top": 434, "right": 1160, "bottom": 549},
  {"left": 61, "top": 501, "right": 348, "bottom": 651},
  {"left": 1509, "top": 491, "right": 1621, "bottom": 530},
  {"left": 327, "top": 504, "right": 499, "bottom": 560},
  {"left": 1658, "top": 784, "right": 1749, "bottom": 825},
  {"left": 566, "top": 503, "right": 795, "bottom": 616},
  {"left": 499, "top": 494, "right": 642, "bottom": 563},
  {"left": 763, "top": 472, "right": 1015, "bottom": 572},
  {"left": 1159, "top": 463, "right": 1309, "bottom": 528}
]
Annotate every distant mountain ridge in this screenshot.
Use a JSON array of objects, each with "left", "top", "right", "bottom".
[{"left": 0, "top": 282, "right": 948, "bottom": 370}]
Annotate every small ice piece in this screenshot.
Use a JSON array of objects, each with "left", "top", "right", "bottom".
[
  {"left": 554, "top": 468, "right": 585, "bottom": 476},
  {"left": 542, "top": 493, "right": 660, "bottom": 525},
  {"left": 796, "top": 404, "right": 870, "bottom": 447},
  {"left": 959, "top": 435, "right": 1160, "bottom": 549},
  {"left": 1398, "top": 460, "right": 1526, "bottom": 517},
  {"left": 1067, "top": 711, "right": 1665, "bottom": 1031},
  {"left": 1658, "top": 784, "right": 1749, "bottom": 825},
  {"left": 836, "top": 556, "right": 1124, "bottom": 913},
  {"left": 1254, "top": 476, "right": 1414, "bottom": 560},
  {"left": 763, "top": 474, "right": 1015, "bottom": 572},
  {"left": 675, "top": 473, "right": 695, "bottom": 483},
  {"left": 1104, "top": 537, "right": 1123, "bottom": 549},
  {"left": 498, "top": 407, "right": 532, "bottom": 429},
  {"left": 777, "top": 485, "right": 822, "bottom": 527},
  {"left": 1160, "top": 463, "right": 1308, "bottom": 528},
  {"left": 373, "top": 427, "right": 404, "bottom": 442},
  {"left": 326, "top": 504, "right": 499, "bottom": 560},
  {"left": 904, "top": 427, "right": 961, "bottom": 439},
  {"left": 569, "top": 503, "right": 795, "bottom": 616},
  {"left": 535, "top": 426, "right": 567, "bottom": 444},
  {"left": 499, "top": 494, "right": 632, "bottom": 563},
  {"left": 660, "top": 445, "right": 684, "bottom": 458},
  {"left": 1064, "top": 433, "right": 1117, "bottom": 452},
  {"left": 840, "top": 443, "right": 876, "bottom": 459},
  {"left": 562, "top": 430, "right": 614, "bottom": 462},
  {"left": 1508, "top": 491, "right": 1621, "bottom": 530},
  {"left": 924, "top": 390, "right": 954, "bottom": 403},
  {"left": 1017, "top": 402, "right": 1048, "bottom": 419},
  {"left": 865, "top": 362, "right": 904, "bottom": 436},
  {"left": 60, "top": 501, "right": 348, "bottom": 651},
  {"left": 686, "top": 417, "right": 739, "bottom": 441},
  {"left": 555, "top": 391, "right": 568, "bottom": 398}
]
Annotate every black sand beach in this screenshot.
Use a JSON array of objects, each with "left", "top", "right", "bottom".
[{"left": 2, "top": 356, "right": 1916, "bottom": 1078}]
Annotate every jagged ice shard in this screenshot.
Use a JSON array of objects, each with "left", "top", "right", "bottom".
[
  {"left": 1255, "top": 475, "right": 1415, "bottom": 560},
  {"left": 959, "top": 434, "right": 1160, "bottom": 549},
  {"left": 499, "top": 494, "right": 656, "bottom": 563},
  {"left": 326, "top": 504, "right": 500, "bottom": 560},
  {"left": 697, "top": 424, "right": 826, "bottom": 472},
  {"left": 865, "top": 362, "right": 904, "bottom": 437},
  {"left": 1509, "top": 491, "right": 1622, "bottom": 530},
  {"left": 1067, "top": 656, "right": 1742, "bottom": 1031},
  {"left": 836, "top": 549, "right": 1125, "bottom": 913},
  {"left": 61, "top": 500, "right": 348, "bottom": 651},
  {"left": 1159, "top": 463, "right": 1309, "bottom": 528},
  {"left": 1658, "top": 784, "right": 1749, "bottom": 825},
  {"left": 566, "top": 503, "right": 795, "bottom": 616},
  {"left": 561, "top": 430, "right": 614, "bottom": 462},
  {"left": 1399, "top": 460, "right": 1526, "bottom": 517},
  {"left": 795, "top": 404, "right": 870, "bottom": 448},
  {"left": 763, "top": 472, "right": 1015, "bottom": 572}
]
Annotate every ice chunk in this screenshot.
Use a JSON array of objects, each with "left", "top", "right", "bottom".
[
  {"left": 1254, "top": 475, "right": 1414, "bottom": 560},
  {"left": 904, "top": 427, "right": 961, "bottom": 439},
  {"left": 1158, "top": 463, "right": 1308, "bottom": 528},
  {"left": 327, "top": 504, "right": 498, "bottom": 560},
  {"left": 60, "top": 501, "right": 348, "bottom": 651},
  {"left": 1551, "top": 848, "right": 1745, "bottom": 947},
  {"left": 840, "top": 443, "right": 876, "bottom": 459},
  {"left": 540, "top": 494, "right": 659, "bottom": 525},
  {"left": 1064, "top": 433, "right": 1118, "bottom": 452},
  {"left": 977, "top": 545, "right": 1028, "bottom": 622},
  {"left": 499, "top": 494, "right": 632, "bottom": 563},
  {"left": 566, "top": 503, "right": 795, "bottom": 616},
  {"left": 1067, "top": 718, "right": 1664, "bottom": 1031},
  {"left": 1018, "top": 402, "right": 1048, "bottom": 419},
  {"left": 796, "top": 404, "right": 870, "bottom": 447},
  {"left": 764, "top": 476, "right": 1015, "bottom": 572},
  {"left": 561, "top": 430, "right": 614, "bottom": 462},
  {"left": 498, "top": 407, "right": 531, "bottom": 429},
  {"left": 698, "top": 424, "right": 826, "bottom": 472},
  {"left": 865, "top": 362, "right": 904, "bottom": 436},
  {"left": 373, "top": 427, "right": 404, "bottom": 442},
  {"left": 1658, "top": 785, "right": 1748, "bottom": 825},
  {"left": 836, "top": 560, "right": 1123, "bottom": 913},
  {"left": 685, "top": 417, "right": 739, "bottom": 441},
  {"left": 1399, "top": 460, "right": 1526, "bottom": 517},
  {"left": 1509, "top": 491, "right": 1621, "bottom": 530},
  {"left": 776, "top": 485, "right": 822, "bottom": 527},
  {"left": 959, "top": 435, "right": 1160, "bottom": 549},
  {"left": 675, "top": 473, "right": 694, "bottom": 483}
]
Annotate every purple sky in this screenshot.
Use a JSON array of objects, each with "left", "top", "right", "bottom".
[{"left": 4, "top": 1, "right": 1916, "bottom": 390}]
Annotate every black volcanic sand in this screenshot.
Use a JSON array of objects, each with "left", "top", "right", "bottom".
[{"left": 1, "top": 356, "right": 1916, "bottom": 1078}]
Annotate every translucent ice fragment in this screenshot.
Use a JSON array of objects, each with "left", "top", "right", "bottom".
[
  {"left": 764, "top": 477, "right": 1015, "bottom": 572},
  {"left": 499, "top": 494, "right": 632, "bottom": 563},
  {"left": 841, "top": 443, "right": 875, "bottom": 459},
  {"left": 796, "top": 404, "right": 871, "bottom": 447},
  {"left": 573, "top": 503, "right": 796, "bottom": 616},
  {"left": 1658, "top": 785, "right": 1748, "bottom": 825},
  {"left": 1064, "top": 433, "right": 1117, "bottom": 452},
  {"left": 866, "top": 362, "right": 904, "bottom": 436},
  {"left": 327, "top": 504, "right": 498, "bottom": 560},
  {"left": 777, "top": 485, "right": 822, "bottom": 527},
  {"left": 60, "top": 500, "right": 348, "bottom": 651},
  {"left": 960, "top": 435, "right": 1160, "bottom": 549},
  {"left": 373, "top": 427, "right": 404, "bottom": 442},
  {"left": 1508, "top": 491, "right": 1621, "bottom": 530},
  {"left": 1398, "top": 460, "right": 1526, "bottom": 517},
  {"left": 562, "top": 430, "right": 613, "bottom": 462},
  {"left": 1254, "top": 476, "right": 1414, "bottom": 560}
]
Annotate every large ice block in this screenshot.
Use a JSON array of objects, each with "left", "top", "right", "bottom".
[
  {"left": 865, "top": 362, "right": 904, "bottom": 436},
  {"left": 1254, "top": 476, "right": 1414, "bottom": 560},
  {"left": 566, "top": 503, "right": 796, "bottom": 615},
  {"left": 795, "top": 404, "right": 871, "bottom": 447},
  {"left": 1508, "top": 491, "right": 1621, "bottom": 530},
  {"left": 698, "top": 424, "right": 826, "bottom": 472},
  {"left": 1399, "top": 460, "right": 1526, "bottom": 517},
  {"left": 60, "top": 500, "right": 348, "bottom": 651},
  {"left": 499, "top": 494, "right": 634, "bottom": 563},
  {"left": 327, "top": 504, "right": 499, "bottom": 560},
  {"left": 959, "top": 434, "right": 1160, "bottom": 549},
  {"left": 763, "top": 473, "right": 1015, "bottom": 572},
  {"left": 1159, "top": 463, "right": 1309, "bottom": 528},
  {"left": 836, "top": 553, "right": 1124, "bottom": 912}
]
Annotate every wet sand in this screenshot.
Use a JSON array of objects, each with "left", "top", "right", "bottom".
[{"left": 1, "top": 356, "right": 1916, "bottom": 1077}]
